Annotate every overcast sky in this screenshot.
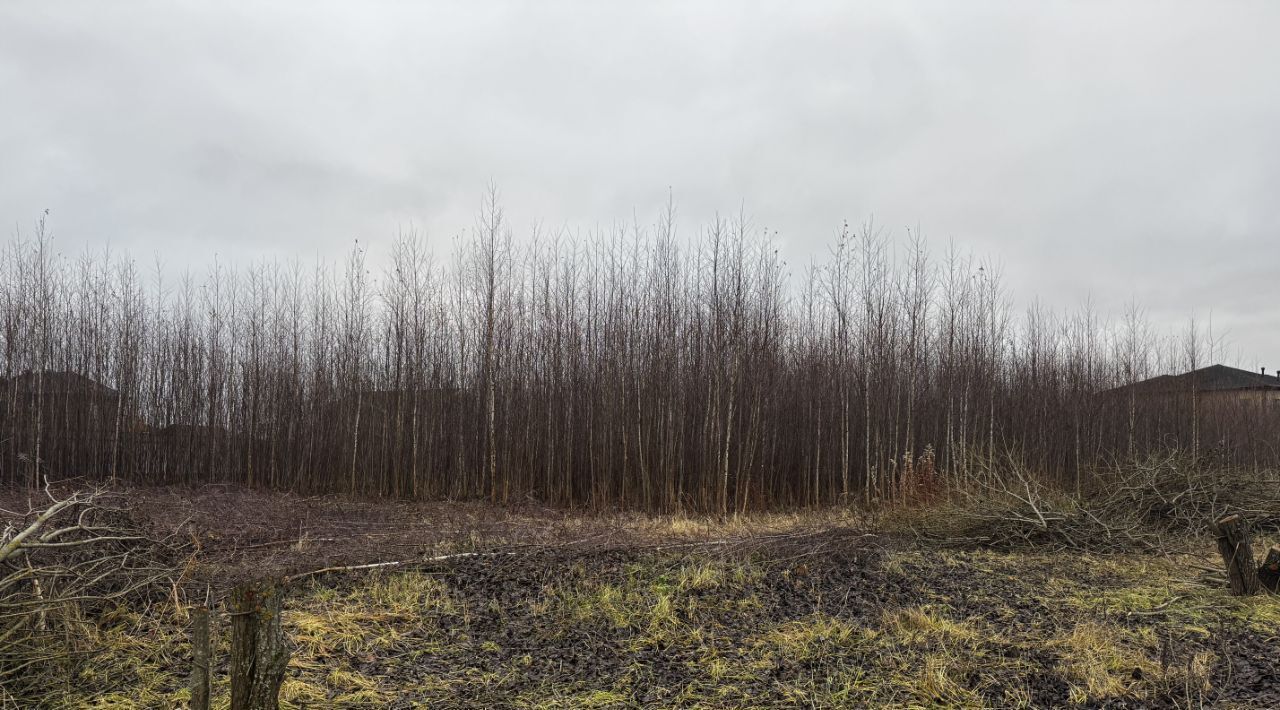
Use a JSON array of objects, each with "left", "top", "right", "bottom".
[{"left": 2, "top": 2, "right": 1278, "bottom": 366}]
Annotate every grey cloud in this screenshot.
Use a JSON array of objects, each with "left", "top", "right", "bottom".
[{"left": 2, "top": 1, "right": 1278, "bottom": 359}]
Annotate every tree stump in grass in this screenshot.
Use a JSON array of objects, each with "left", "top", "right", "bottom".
[
  {"left": 1212, "top": 514, "right": 1260, "bottom": 596},
  {"left": 188, "top": 605, "right": 213, "bottom": 710},
  {"left": 1259, "top": 544, "right": 1280, "bottom": 594},
  {"left": 230, "top": 579, "right": 290, "bottom": 710}
]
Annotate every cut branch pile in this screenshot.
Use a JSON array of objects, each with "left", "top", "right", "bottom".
[
  {"left": 0, "top": 481, "right": 185, "bottom": 704},
  {"left": 927, "top": 453, "right": 1280, "bottom": 553}
]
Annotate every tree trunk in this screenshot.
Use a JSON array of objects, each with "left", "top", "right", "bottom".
[
  {"left": 230, "top": 579, "right": 290, "bottom": 710},
  {"left": 189, "top": 605, "right": 213, "bottom": 710},
  {"left": 1258, "top": 544, "right": 1280, "bottom": 594},
  {"left": 1212, "top": 514, "right": 1260, "bottom": 596}
]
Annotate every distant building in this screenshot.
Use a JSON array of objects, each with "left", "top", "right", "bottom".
[
  {"left": 1106, "top": 364, "right": 1280, "bottom": 406},
  {"left": 0, "top": 370, "right": 126, "bottom": 475},
  {"left": 5, "top": 369, "right": 119, "bottom": 397},
  {"left": 2, "top": 370, "right": 122, "bottom": 422}
]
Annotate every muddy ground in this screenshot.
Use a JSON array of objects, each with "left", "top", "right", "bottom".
[
  {"left": 287, "top": 543, "right": 1274, "bottom": 708},
  {"left": 13, "top": 485, "right": 1280, "bottom": 708}
]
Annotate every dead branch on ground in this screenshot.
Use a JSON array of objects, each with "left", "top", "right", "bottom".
[
  {"left": 0, "top": 480, "right": 184, "bottom": 703},
  {"left": 924, "top": 452, "right": 1280, "bottom": 554}
]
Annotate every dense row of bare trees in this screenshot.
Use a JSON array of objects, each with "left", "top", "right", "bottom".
[{"left": 2, "top": 199, "right": 1276, "bottom": 512}]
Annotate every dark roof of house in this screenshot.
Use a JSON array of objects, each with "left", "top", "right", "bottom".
[
  {"left": 4, "top": 370, "right": 119, "bottom": 398},
  {"left": 1111, "top": 364, "right": 1280, "bottom": 395}
]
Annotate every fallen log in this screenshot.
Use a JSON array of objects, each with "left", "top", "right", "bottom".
[
  {"left": 283, "top": 549, "right": 516, "bottom": 583},
  {"left": 1212, "top": 514, "right": 1260, "bottom": 596}
]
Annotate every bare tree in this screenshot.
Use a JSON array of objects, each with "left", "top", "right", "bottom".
[{"left": 0, "top": 202, "right": 1272, "bottom": 512}]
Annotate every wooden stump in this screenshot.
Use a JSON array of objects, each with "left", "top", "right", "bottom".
[
  {"left": 1212, "top": 514, "right": 1260, "bottom": 596},
  {"left": 188, "top": 605, "right": 213, "bottom": 710},
  {"left": 1259, "top": 544, "right": 1280, "bottom": 594},
  {"left": 230, "top": 579, "right": 290, "bottom": 710}
]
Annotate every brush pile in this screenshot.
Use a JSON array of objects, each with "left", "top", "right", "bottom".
[
  {"left": 0, "top": 482, "right": 186, "bottom": 705},
  {"left": 929, "top": 452, "right": 1280, "bottom": 553}
]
